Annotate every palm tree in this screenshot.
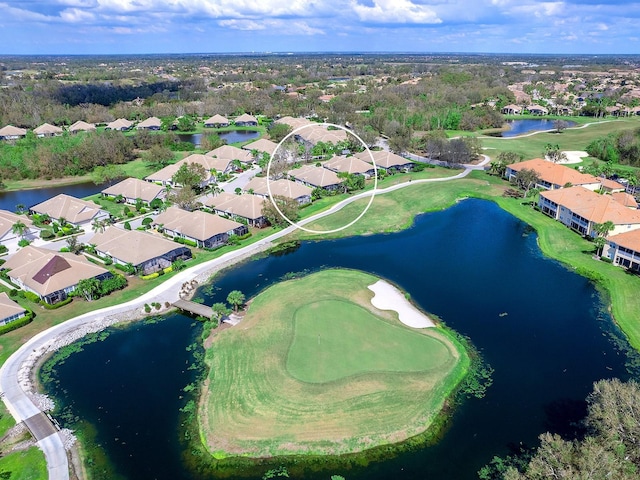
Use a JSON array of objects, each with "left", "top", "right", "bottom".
[
  {"left": 226, "top": 290, "right": 245, "bottom": 313},
  {"left": 11, "top": 220, "right": 28, "bottom": 240},
  {"left": 14, "top": 204, "right": 26, "bottom": 215},
  {"left": 92, "top": 219, "right": 107, "bottom": 234},
  {"left": 593, "top": 221, "right": 615, "bottom": 256}
]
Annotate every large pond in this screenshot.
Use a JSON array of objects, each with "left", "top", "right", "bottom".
[
  {"left": 500, "top": 119, "right": 576, "bottom": 137},
  {"left": 42, "top": 199, "right": 634, "bottom": 480},
  {"left": 178, "top": 129, "right": 261, "bottom": 147},
  {"left": 0, "top": 181, "right": 112, "bottom": 212}
]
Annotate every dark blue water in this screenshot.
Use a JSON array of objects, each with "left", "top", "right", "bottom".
[
  {"left": 0, "top": 181, "right": 110, "bottom": 212},
  {"left": 43, "top": 199, "right": 632, "bottom": 480},
  {"left": 502, "top": 119, "right": 576, "bottom": 137},
  {"left": 178, "top": 130, "right": 261, "bottom": 147}
]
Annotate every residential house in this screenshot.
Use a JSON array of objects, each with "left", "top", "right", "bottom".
[
  {"left": 242, "top": 138, "right": 278, "bottom": 157},
  {"left": 296, "top": 124, "right": 348, "bottom": 145},
  {"left": 505, "top": 158, "right": 623, "bottom": 192},
  {"left": 90, "top": 226, "right": 192, "bottom": 275},
  {"left": 603, "top": 230, "right": 640, "bottom": 272},
  {"left": 0, "top": 125, "right": 27, "bottom": 141},
  {"left": 68, "top": 120, "right": 96, "bottom": 134},
  {"left": 501, "top": 104, "right": 523, "bottom": 115},
  {"left": 0, "top": 210, "right": 37, "bottom": 244},
  {"left": 0, "top": 292, "right": 27, "bottom": 326},
  {"left": 354, "top": 150, "right": 414, "bottom": 173},
  {"left": 30, "top": 194, "right": 109, "bottom": 228},
  {"left": 275, "top": 116, "right": 313, "bottom": 131},
  {"left": 611, "top": 192, "right": 639, "bottom": 209},
  {"left": 204, "top": 192, "right": 267, "bottom": 227},
  {"left": 243, "top": 177, "right": 313, "bottom": 204},
  {"left": 136, "top": 116, "right": 162, "bottom": 131},
  {"left": 323, "top": 155, "right": 375, "bottom": 178},
  {"left": 2, "top": 245, "right": 112, "bottom": 304},
  {"left": 538, "top": 186, "right": 640, "bottom": 237},
  {"left": 105, "top": 118, "right": 134, "bottom": 131},
  {"left": 204, "top": 114, "right": 230, "bottom": 128},
  {"left": 527, "top": 105, "right": 549, "bottom": 115},
  {"left": 145, "top": 154, "right": 233, "bottom": 187},
  {"left": 234, "top": 113, "right": 258, "bottom": 127},
  {"left": 101, "top": 178, "right": 165, "bottom": 205},
  {"left": 33, "top": 123, "right": 63, "bottom": 137},
  {"left": 206, "top": 145, "right": 254, "bottom": 166},
  {"left": 288, "top": 165, "right": 342, "bottom": 190},
  {"left": 154, "top": 206, "right": 247, "bottom": 248}
]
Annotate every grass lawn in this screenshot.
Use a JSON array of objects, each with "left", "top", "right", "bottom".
[
  {"left": 200, "top": 269, "right": 468, "bottom": 457},
  {"left": 0, "top": 403, "right": 46, "bottom": 480},
  {"left": 478, "top": 117, "right": 640, "bottom": 162},
  {"left": 0, "top": 447, "right": 47, "bottom": 480}
]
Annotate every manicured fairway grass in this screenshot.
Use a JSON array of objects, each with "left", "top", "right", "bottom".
[
  {"left": 288, "top": 300, "right": 453, "bottom": 383},
  {"left": 479, "top": 117, "right": 640, "bottom": 161},
  {"left": 200, "top": 269, "right": 468, "bottom": 457}
]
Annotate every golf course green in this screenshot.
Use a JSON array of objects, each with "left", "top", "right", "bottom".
[{"left": 199, "top": 269, "right": 469, "bottom": 458}]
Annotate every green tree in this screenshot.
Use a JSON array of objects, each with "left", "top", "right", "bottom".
[
  {"left": 172, "top": 162, "right": 207, "bottom": 190},
  {"left": 144, "top": 144, "right": 175, "bottom": 170},
  {"left": 593, "top": 220, "right": 615, "bottom": 255},
  {"left": 227, "top": 290, "right": 245, "bottom": 313},
  {"left": 211, "top": 302, "right": 230, "bottom": 326},
  {"left": 268, "top": 123, "right": 292, "bottom": 143},
  {"left": 544, "top": 143, "right": 568, "bottom": 164},
  {"left": 11, "top": 220, "right": 28, "bottom": 240},
  {"left": 176, "top": 115, "right": 196, "bottom": 132},
  {"left": 512, "top": 168, "right": 540, "bottom": 197},
  {"left": 261, "top": 195, "right": 300, "bottom": 227},
  {"left": 76, "top": 277, "right": 101, "bottom": 302},
  {"left": 172, "top": 258, "right": 186, "bottom": 271}
]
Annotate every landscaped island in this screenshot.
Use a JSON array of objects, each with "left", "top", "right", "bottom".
[{"left": 199, "top": 269, "right": 468, "bottom": 458}]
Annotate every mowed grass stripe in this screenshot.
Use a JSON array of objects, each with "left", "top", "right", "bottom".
[
  {"left": 287, "top": 299, "right": 454, "bottom": 383},
  {"left": 200, "top": 269, "right": 468, "bottom": 457}
]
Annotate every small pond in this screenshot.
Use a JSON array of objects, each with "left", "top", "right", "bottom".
[
  {"left": 0, "top": 180, "right": 113, "bottom": 212},
  {"left": 499, "top": 119, "right": 576, "bottom": 137},
  {"left": 178, "top": 130, "right": 261, "bottom": 147}
]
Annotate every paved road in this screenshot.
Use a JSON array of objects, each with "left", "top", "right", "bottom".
[{"left": 0, "top": 158, "right": 488, "bottom": 480}]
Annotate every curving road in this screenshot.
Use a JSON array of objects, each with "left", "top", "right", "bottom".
[{"left": 0, "top": 155, "right": 489, "bottom": 480}]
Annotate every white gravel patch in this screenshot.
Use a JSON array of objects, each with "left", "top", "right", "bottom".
[{"left": 367, "top": 280, "right": 434, "bottom": 328}]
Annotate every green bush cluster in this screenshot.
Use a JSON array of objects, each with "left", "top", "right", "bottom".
[
  {"left": 0, "top": 312, "right": 34, "bottom": 336},
  {"left": 173, "top": 237, "right": 198, "bottom": 247},
  {"left": 41, "top": 297, "right": 73, "bottom": 309}
]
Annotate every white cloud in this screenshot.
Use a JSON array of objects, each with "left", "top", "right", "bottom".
[
  {"left": 351, "top": 0, "right": 441, "bottom": 24},
  {"left": 60, "top": 7, "right": 95, "bottom": 22},
  {"left": 219, "top": 18, "right": 324, "bottom": 35}
]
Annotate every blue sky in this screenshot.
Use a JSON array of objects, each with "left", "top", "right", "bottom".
[{"left": 1, "top": 0, "right": 638, "bottom": 55}]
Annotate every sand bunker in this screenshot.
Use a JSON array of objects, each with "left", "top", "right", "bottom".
[{"left": 368, "top": 280, "right": 434, "bottom": 328}]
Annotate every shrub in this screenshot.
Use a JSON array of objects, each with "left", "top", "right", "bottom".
[
  {"left": 17, "top": 239, "right": 30, "bottom": 247},
  {"left": 141, "top": 272, "right": 160, "bottom": 280},
  {"left": 124, "top": 221, "right": 131, "bottom": 230},
  {"left": 41, "top": 297, "right": 73, "bottom": 309},
  {"left": 0, "top": 313, "right": 34, "bottom": 336},
  {"left": 99, "top": 274, "right": 127, "bottom": 295},
  {"left": 144, "top": 303, "right": 151, "bottom": 313},
  {"left": 59, "top": 247, "right": 70, "bottom": 253},
  {"left": 0, "top": 245, "right": 8, "bottom": 254},
  {"left": 24, "top": 291, "right": 41, "bottom": 303},
  {"left": 40, "top": 230, "right": 55, "bottom": 240},
  {"left": 173, "top": 237, "right": 197, "bottom": 247}
]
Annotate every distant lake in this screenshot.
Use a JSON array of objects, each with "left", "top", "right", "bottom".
[
  {"left": 42, "top": 199, "right": 634, "bottom": 480},
  {"left": 0, "top": 181, "right": 111, "bottom": 212},
  {"left": 178, "top": 130, "right": 261, "bottom": 147},
  {"left": 500, "top": 119, "right": 576, "bottom": 137}
]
